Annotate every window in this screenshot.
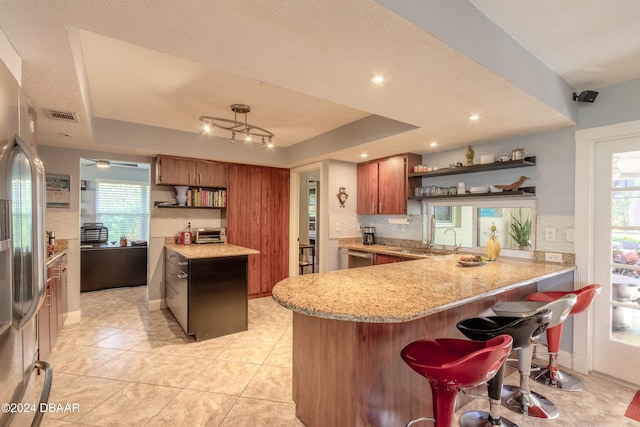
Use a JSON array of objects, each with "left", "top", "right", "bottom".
[
  {"left": 95, "top": 178, "right": 150, "bottom": 242},
  {"left": 424, "top": 199, "right": 537, "bottom": 258}
]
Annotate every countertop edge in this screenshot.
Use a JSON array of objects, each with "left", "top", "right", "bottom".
[
  {"left": 46, "top": 249, "right": 67, "bottom": 265},
  {"left": 272, "top": 263, "right": 576, "bottom": 323},
  {"left": 165, "top": 243, "right": 259, "bottom": 259}
]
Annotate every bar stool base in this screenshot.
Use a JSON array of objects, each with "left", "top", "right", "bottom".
[
  {"left": 406, "top": 416, "right": 435, "bottom": 426},
  {"left": 501, "top": 385, "right": 559, "bottom": 419},
  {"left": 459, "top": 410, "right": 519, "bottom": 427},
  {"left": 530, "top": 365, "right": 584, "bottom": 392}
]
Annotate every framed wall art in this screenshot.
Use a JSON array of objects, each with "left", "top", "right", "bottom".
[{"left": 46, "top": 174, "right": 71, "bottom": 208}]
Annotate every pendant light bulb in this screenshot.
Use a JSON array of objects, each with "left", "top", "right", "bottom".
[{"left": 203, "top": 124, "right": 211, "bottom": 133}]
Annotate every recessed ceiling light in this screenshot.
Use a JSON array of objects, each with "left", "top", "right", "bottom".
[
  {"left": 469, "top": 114, "right": 480, "bottom": 121},
  {"left": 371, "top": 75, "right": 385, "bottom": 84},
  {"left": 360, "top": 153, "right": 368, "bottom": 158},
  {"left": 430, "top": 141, "right": 438, "bottom": 147}
]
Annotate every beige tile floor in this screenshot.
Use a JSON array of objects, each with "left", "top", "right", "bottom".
[{"left": 39, "top": 285, "right": 638, "bottom": 426}]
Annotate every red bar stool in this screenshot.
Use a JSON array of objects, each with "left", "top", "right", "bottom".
[
  {"left": 401, "top": 335, "right": 513, "bottom": 427},
  {"left": 525, "top": 284, "right": 601, "bottom": 391},
  {"left": 491, "top": 294, "right": 576, "bottom": 419}
]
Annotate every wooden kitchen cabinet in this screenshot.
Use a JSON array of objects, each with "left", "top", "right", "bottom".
[
  {"left": 155, "top": 154, "right": 228, "bottom": 187},
  {"left": 227, "top": 164, "right": 289, "bottom": 297},
  {"left": 374, "top": 253, "right": 411, "bottom": 265},
  {"left": 357, "top": 153, "right": 421, "bottom": 214},
  {"left": 38, "top": 253, "right": 67, "bottom": 361}
]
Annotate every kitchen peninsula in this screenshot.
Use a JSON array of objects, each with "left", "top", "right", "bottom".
[{"left": 272, "top": 256, "right": 575, "bottom": 427}]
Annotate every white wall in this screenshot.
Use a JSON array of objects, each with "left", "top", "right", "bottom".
[{"left": 325, "top": 160, "right": 359, "bottom": 271}]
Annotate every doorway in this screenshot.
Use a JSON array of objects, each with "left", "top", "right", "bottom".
[
  {"left": 593, "top": 138, "right": 640, "bottom": 384},
  {"left": 79, "top": 157, "right": 151, "bottom": 313},
  {"left": 290, "top": 163, "right": 323, "bottom": 276}
]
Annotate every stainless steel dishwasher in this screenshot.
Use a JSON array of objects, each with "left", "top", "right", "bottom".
[{"left": 339, "top": 248, "right": 374, "bottom": 269}]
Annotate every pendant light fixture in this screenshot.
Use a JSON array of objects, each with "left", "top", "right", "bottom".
[{"left": 199, "top": 104, "right": 274, "bottom": 149}]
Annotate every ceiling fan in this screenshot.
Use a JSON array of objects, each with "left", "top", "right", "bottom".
[{"left": 83, "top": 158, "right": 139, "bottom": 168}]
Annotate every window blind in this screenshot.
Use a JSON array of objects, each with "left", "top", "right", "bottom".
[{"left": 95, "top": 178, "right": 150, "bottom": 242}]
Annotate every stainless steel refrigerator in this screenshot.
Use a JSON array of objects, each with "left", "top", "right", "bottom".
[{"left": 0, "top": 75, "right": 52, "bottom": 426}]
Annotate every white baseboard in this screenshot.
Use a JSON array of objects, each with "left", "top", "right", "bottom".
[
  {"left": 148, "top": 298, "right": 165, "bottom": 311},
  {"left": 64, "top": 310, "right": 81, "bottom": 325}
]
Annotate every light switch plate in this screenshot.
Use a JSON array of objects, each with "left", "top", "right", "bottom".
[{"left": 566, "top": 228, "right": 575, "bottom": 242}]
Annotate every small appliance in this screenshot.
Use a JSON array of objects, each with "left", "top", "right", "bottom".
[
  {"left": 195, "top": 227, "right": 226, "bottom": 244},
  {"left": 363, "top": 227, "right": 375, "bottom": 245}
]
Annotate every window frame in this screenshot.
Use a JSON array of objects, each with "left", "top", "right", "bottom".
[
  {"left": 423, "top": 198, "right": 537, "bottom": 259},
  {"left": 95, "top": 178, "right": 150, "bottom": 242}
]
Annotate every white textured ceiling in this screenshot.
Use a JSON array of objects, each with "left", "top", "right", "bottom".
[{"left": 0, "top": 0, "right": 639, "bottom": 166}]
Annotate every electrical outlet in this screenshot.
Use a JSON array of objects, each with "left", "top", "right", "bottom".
[
  {"left": 544, "top": 227, "right": 557, "bottom": 241},
  {"left": 545, "top": 252, "right": 563, "bottom": 263}
]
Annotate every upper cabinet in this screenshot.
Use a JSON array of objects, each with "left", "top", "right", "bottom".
[
  {"left": 357, "top": 153, "right": 421, "bottom": 215},
  {"left": 155, "top": 155, "right": 228, "bottom": 187}
]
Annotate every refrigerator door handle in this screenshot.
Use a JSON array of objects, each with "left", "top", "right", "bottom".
[
  {"left": 13, "top": 136, "right": 47, "bottom": 331},
  {"left": 31, "top": 361, "right": 53, "bottom": 427}
]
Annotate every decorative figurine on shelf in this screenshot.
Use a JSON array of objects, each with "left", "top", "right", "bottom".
[
  {"left": 336, "top": 187, "right": 348, "bottom": 208},
  {"left": 493, "top": 176, "right": 529, "bottom": 191},
  {"left": 486, "top": 224, "right": 501, "bottom": 261},
  {"left": 465, "top": 145, "right": 474, "bottom": 166},
  {"left": 120, "top": 237, "right": 128, "bottom": 247}
]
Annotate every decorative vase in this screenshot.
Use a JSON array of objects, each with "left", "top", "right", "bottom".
[
  {"left": 487, "top": 235, "right": 501, "bottom": 260},
  {"left": 175, "top": 186, "right": 189, "bottom": 206},
  {"left": 465, "top": 145, "right": 474, "bottom": 166}
]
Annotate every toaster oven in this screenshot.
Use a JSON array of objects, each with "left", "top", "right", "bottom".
[{"left": 194, "top": 227, "right": 226, "bottom": 244}]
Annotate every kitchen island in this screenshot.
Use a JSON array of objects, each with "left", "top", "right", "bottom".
[
  {"left": 272, "top": 256, "right": 575, "bottom": 427},
  {"left": 164, "top": 243, "right": 259, "bottom": 341}
]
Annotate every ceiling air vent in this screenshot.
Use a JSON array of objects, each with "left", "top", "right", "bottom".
[{"left": 45, "top": 109, "right": 79, "bottom": 123}]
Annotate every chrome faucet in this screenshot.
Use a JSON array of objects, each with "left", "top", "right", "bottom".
[{"left": 444, "top": 228, "right": 460, "bottom": 253}]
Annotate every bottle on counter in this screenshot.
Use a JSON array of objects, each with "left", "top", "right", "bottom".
[{"left": 180, "top": 222, "right": 192, "bottom": 245}]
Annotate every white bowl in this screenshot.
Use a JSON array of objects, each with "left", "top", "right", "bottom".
[
  {"left": 480, "top": 155, "right": 494, "bottom": 164},
  {"left": 469, "top": 186, "right": 489, "bottom": 193}
]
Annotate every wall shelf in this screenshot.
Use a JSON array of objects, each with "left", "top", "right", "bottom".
[
  {"left": 410, "top": 186, "right": 536, "bottom": 200},
  {"left": 409, "top": 156, "right": 536, "bottom": 178}
]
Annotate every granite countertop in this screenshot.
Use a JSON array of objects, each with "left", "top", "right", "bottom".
[
  {"left": 272, "top": 256, "right": 575, "bottom": 323},
  {"left": 165, "top": 243, "right": 259, "bottom": 259},
  {"left": 46, "top": 249, "right": 67, "bottom": 265},
  {"left": 338, "top": 242, "right": 440, "bottom": 259}
]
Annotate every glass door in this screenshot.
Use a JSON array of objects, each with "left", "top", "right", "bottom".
[{"left": 593, "top": 138, "right": 640, "bottom": 384}]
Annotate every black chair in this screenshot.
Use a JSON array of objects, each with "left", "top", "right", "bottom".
[{"left": 457, "top": 309, "right": 553, "bottom": 420}]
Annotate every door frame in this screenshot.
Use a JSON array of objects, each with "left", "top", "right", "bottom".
[
  {"left": 575, "top": 119, "right": 640, "bottom": 375},
  {"left": 289, "top": 162, "right": 324, "bottom": 276}
]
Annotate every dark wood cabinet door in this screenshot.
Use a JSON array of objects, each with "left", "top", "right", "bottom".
[
  {"left": 37, "top": 283, "right": 51, "bottom": 361},
  {"left": 260, "top": 167, "right": 290, "bottom": 294},
  {"left": 378, "top": 156, "right": 407, "bottom": 214},
  {"left": 196, "top": 160, "right": 228, "bottom": 187},
  {"left": 228, "top": 164, "right": 262, "bottom": 296},
  {"left": 156, "top": 155, "right": 196, "bottom": 185},
  {"left": 374, "top": 253, "right": 410, "bottom": 265},
  {"left": 357, "top": 162, "right": 378, "bottom": 214}
]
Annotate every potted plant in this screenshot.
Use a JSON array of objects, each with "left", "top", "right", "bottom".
[{"left": 508, "top": 208, "right": 532, "bottom": 250}]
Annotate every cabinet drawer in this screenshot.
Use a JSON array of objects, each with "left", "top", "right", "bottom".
[{"left": 165, "top": 280, "right": 188, "bottom": 332}]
